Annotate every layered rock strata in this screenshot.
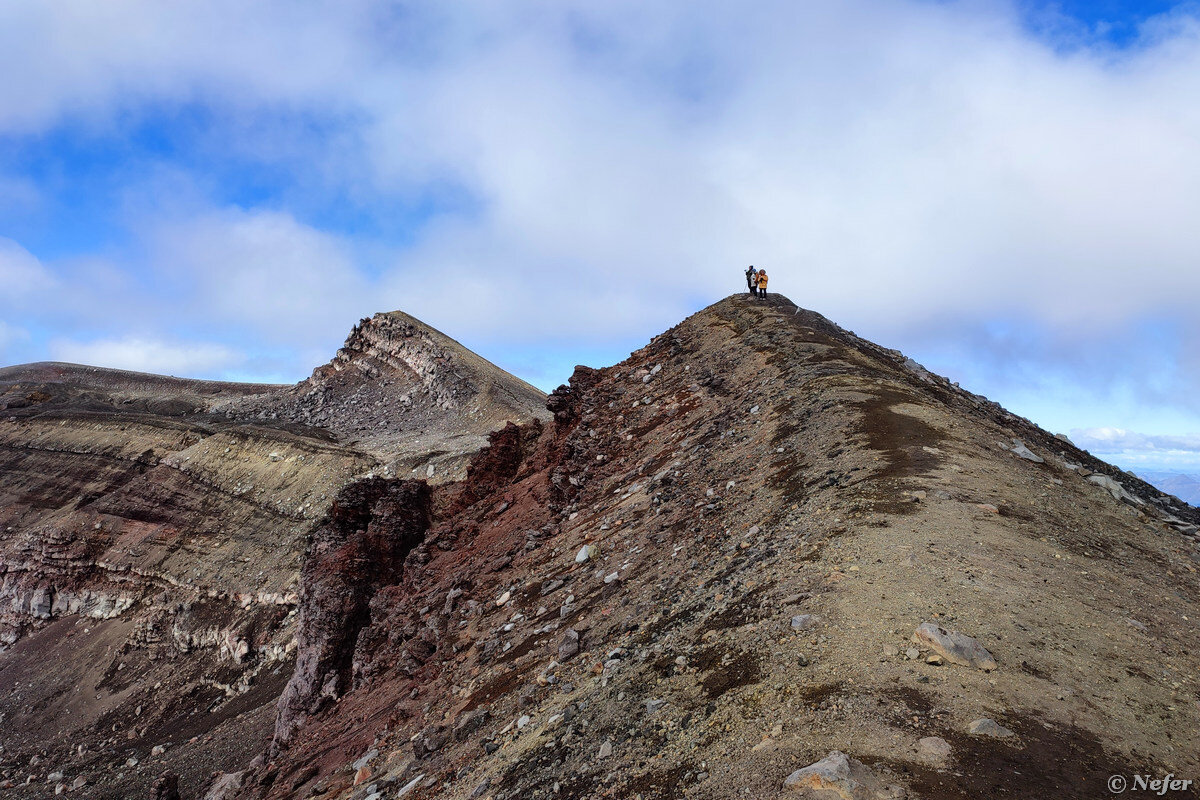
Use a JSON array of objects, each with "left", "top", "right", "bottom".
[{"left": 0, "top": 311, "right": 547, "bottom": 799}]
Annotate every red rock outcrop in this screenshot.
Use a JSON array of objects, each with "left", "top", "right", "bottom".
[{"left": 273, "top": 478, "right": 432, "bottom": 749}]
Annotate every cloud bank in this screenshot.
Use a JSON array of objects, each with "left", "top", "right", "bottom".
[{"left": 1071, "top": 427, "right": 1200, "bottom": 473}]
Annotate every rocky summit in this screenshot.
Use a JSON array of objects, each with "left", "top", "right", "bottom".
[{"left": 1, "top": 295, "right": 1198, "bottom": 800}]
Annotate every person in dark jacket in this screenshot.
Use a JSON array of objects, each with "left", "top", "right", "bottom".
[{"left": 745, "top": 266, "right": 757, "bottom": 294}]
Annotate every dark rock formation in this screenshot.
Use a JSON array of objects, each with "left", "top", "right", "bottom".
[{"left": 273, "top": 478, "right": 431, "bottom": 749}]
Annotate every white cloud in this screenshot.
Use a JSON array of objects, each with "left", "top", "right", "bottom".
[
  {"left": 0, "top": 321, "right": 30, "bottom": 359},
  {"left": 2, "top": 0, "right": 1200, "bottom": 411},
  {"left": 1072, "top": 427, "right": 1200, "bottom": 454},
  {"left": 49, "top": 336, "right": 241, "bottom": 376},
  {"left": 0, "top": 237, "right": 56, "bottom": 299},
  {"left": 1069, "top": 426, "right": 1200, "bottom": 473},
  {"left": 144, "top": 208, "right": 373, "bottom": 348}
]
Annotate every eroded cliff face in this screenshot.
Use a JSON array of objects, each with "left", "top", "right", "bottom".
[
  {"left": 230, "top": 295, "right": 1199, "bottom": 800},
  {"left": 0, "top": 312, "right": 547, "bottom": 799},
  {"left": 273, "top": 478, "right": 432, "bottom": 749}
]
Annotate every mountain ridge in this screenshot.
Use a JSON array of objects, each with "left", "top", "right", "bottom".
[{"left": 1, "top": 294, "right": 1197, "bottom": 800}]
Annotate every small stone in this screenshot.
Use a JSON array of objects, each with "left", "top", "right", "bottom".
[
  {"left": 558, "top": 628, "right": 580, "bottom": 661},
  {"left": 882, "top": 645, "right": 899, "bottom": 657},
  {"left": 791, "top": 614, "right": 816, "bottom": 631},
  {"left": 598, "top": 740, "right": 613, "bottom": 759},
  {"left": 646, "top": 699, "right": 667, "bottom": 713},
  {"left": 496, "top": 591, "right": 511, "bottom": 606},
  {"left": 354, "top": 766, "right": 371, "bottom": 786},
  {"left": 351, "top": 749, "right": 378, "bottom": 771},
  {"left": 905, "top": 648, "right": 920, "bottom": 660},
  {"left": 917, "top": 736, "right": 952, "bottom": 766},
  {"left": 976, "top": 503, "right": 999, "bottom": 514},
  {"left": 517, "top": 715, "right": 531, "bottom": 729},
  {"left": 151, "top": 745, "right": 167, "bottom": 756},
  {"left": 396, "top": 774, "right": 426, "bottom": 798},
  {"left": 604, "top": 571, "right": 619, "bottom": 584},
  {"left": 575, "top": 545, "right": 594, "bottom": 564},
  {"left": 749, "top": 525, "right": 761, "bottom": 536},
  {"left": 967, "top": 718, "right": 1015, "bottom": 739}
]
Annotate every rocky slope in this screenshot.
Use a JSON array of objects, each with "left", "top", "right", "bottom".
[
  {"left": 219, "top": 295, "right": 1196, "bottom": 800},
  {"left": 3, "top": 295, "right": 1199, "bottom": 799},
  {"left": 0, "top": 314, "right": 547, "bottom": 799},
  {"left": 229, "top": 311, "right": 550, "bottom": 479}
]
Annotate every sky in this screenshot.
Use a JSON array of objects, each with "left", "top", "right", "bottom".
[{"left": 2, "top": 0, "right": 1199, "bottom": 476}]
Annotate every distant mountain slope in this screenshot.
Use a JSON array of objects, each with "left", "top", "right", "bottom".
[
  {"left": 1139, "top": 470, "right": 1200, "bottom": 507},
  {"left": 230, "top": 310, "right": 551, "bottom": 478}
]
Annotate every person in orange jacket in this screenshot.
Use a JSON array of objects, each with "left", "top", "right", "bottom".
[{"left": 756, "top": 269, "right": 768, "bottom": 298}]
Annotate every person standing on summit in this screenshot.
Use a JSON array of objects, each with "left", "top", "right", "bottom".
[
  {"left": 757, "top": 269, "right": 768, "bottom": 298},
  {"left": 745, "top": 266, "right": 757, "bottom": 295}
]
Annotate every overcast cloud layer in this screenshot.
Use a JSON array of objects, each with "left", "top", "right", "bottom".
[{"left": 1, "top": 0, "right": 1199, "bottom": 472}]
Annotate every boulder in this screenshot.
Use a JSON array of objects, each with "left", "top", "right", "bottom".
[
  {"left": 1009, "top": 439, "right": 1044, "bottom": 463},
  {"left": 152, "top": 772, "right": 180, "bottom": 800},
  {"left": 202, "top": 772, "right": 243, "bottom": 800},
  {"left": 916, "top": 736, "right": 951, "bottom": 766},
  {"left": 912, "top": 623, "right": 997, "bottom": 671},
  {"left": 784, "top": 751, "right": 906, "bottom": 798},
  {"left": 968, "top": 718, "right": 1015, "bottom": 739}
]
